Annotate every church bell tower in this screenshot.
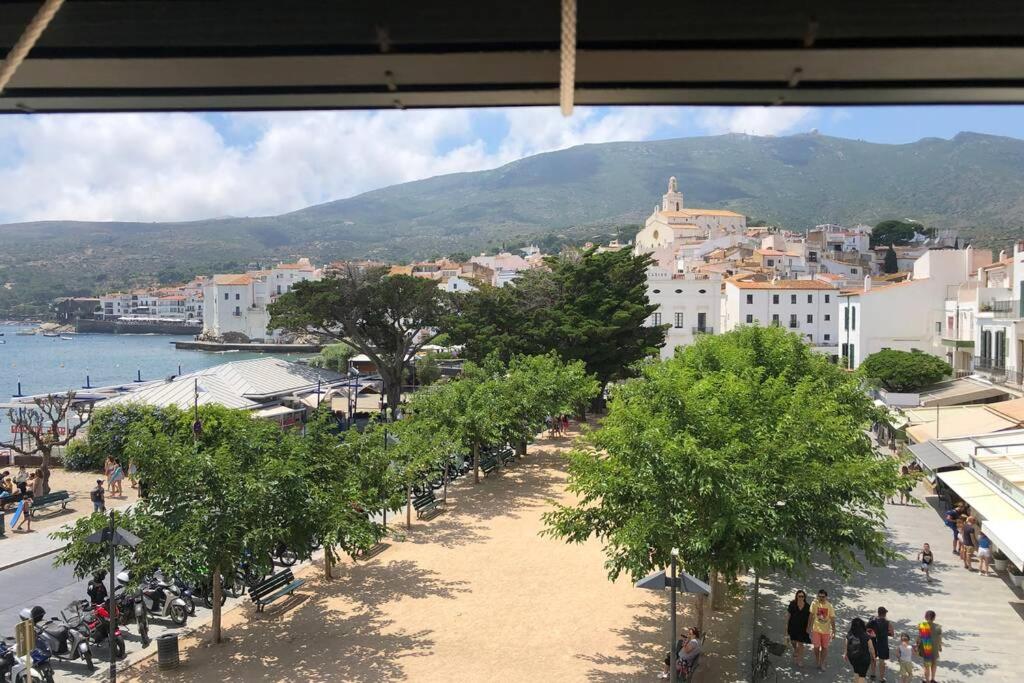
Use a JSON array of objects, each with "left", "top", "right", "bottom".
[{"left": 661, "top": 176, "right": 684, "bottom": 212}]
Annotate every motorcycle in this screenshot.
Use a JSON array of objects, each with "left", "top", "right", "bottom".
[
  {"left": 71, "top": 601, "right": 126, "bottom": 659},
  {"left": 163, "top": 575, "right": 197, "bottom": 616},
  {"left": 1, "top": 637, "right": 55, "bottom": 683},
  {"left": 117, "top": 572, "right": 188, "bottom": 627},
  {"left": 19, "top": 606, "right": 93, "bottom": 670},
  {"left": 272, "top": 542, "right": 298, "bottom": 567},
  {"left": 112, "top": 587, "right": 150, "bottom": 647}
]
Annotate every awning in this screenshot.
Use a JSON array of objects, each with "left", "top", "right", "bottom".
[
  {"left": 904, "top": 406, "right": 1020, "bottom": 443},
  {"left": 918, "top": 378, "right": 1009, "bottom": 407},
  {"left": 254, "top": 405, "right": 301, "bottom": 419},
  {"left": 937, "top": 469, "right": 1024, "bottom": 525},
  {"left": 907, "top": 441, "right": 962, "bottom": 475},
  {"left": 981, "top": 519, "right": 1024, "bottom": 571}
]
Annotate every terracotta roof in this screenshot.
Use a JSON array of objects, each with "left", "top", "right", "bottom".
[
  {"left": 755, "top": 248, "right": 787, "bottom": 257},
  {"left": 727, "top": 277, "right": 837, "bottom": 290},
  {"left": 980, "top": 258, "right": 1013, "bottom": 271},
  {"left": 276, "top": 263, "right": 311, "bottom": 270},
  {"left": 213, "top": 274, "right": 254, "bottom": 286},
  {"left": 839, "top": 278, "right": 923, "bottom": 296}
]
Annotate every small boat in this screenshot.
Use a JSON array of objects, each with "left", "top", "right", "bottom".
[
  {"left": 59, "top": 335, "right": 74, "bottom": 340},
  {"left": 0, "top": 339, "right": 6, "bottom": 344},
  {"left": 42, "top": 332, "right": 59, "bottom": 338}
]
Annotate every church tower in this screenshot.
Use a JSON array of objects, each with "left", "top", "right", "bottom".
[{"left": 661, "top": 176, "right": 684, "bottom": 212}]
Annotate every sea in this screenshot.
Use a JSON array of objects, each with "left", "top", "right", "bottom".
[{"left": 0, "top": 323, "right": 302, "bottom": 435}]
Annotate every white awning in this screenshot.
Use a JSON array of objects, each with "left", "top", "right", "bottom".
[
  {"left": 982, "top": 519, "right": 1024, "bottom": 571},
  {"left": 937, "top": 468, "right": 1024, "bottom": 524},
  {"left": 254, "top": 405, "right": 301, "bottom": 419}
]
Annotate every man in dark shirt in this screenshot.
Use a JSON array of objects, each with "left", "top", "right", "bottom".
[
  {"left": 867, "top": 606, "right": 895, "bottom": 682},
  {"left": 91, "top": 479, "right": 106, "bottom": 513},
  {"left": 962, "top": 515, "right": 978, "bottom": 569}
]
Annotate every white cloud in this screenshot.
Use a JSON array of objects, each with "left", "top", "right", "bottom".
[
  {"left": 694, "top": 106, "right": 816, "bottom": 136},
  {"left": 0, "top": 106, "right": 677, "bottom": 224}
]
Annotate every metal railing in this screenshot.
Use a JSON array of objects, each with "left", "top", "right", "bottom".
[
  {"left": 991, "top": 299, "right": 1020, "bottom": 316},
  {"left": 973, "top": 356, "right": 1004, "bottom": 372}
]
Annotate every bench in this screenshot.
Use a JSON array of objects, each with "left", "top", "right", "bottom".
[
  {"left": 499, "top": 448, "right": 515, "bottom": 466},
  {"left": 30, "top": 490, "right": 71, "bottom": 514},
  {"left": 412, "top": 490, "right": 441, "bottom": 518},
  {"left": 479, "top": 452, "right": 500, "bottom": 475},
  {"left": 248, "top": 569, "right": 305, "bottom": 613}
]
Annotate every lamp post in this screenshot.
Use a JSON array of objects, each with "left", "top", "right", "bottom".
[
  {"left": 85, "top": 511, "right": 141, "bottom": 683},
  {"left": 192, "top": 379, "right": 205, "bottom": 441}
]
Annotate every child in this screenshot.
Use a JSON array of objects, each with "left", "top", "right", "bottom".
[
  {"left": 977, "top": 532, "right": 992, "bottom": 576},
  {"left": 918, "top": 542, "right": 934, "bottom": 583},
  {"left": 896, "top": 633, "right": 914, "bottom": 683}
]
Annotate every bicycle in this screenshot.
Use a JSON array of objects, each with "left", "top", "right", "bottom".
[{"left": 754, "top": 634, "right": 784, "bottom": 682}]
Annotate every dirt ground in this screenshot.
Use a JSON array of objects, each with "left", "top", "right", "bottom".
[
  {"left": 1, "top": 466, "right": 138, "bottom": 537},
  {"left": 125, "top": 428, "right": 742, "bottom": 682}
]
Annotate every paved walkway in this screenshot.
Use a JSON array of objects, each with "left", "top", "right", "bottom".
[{"left": 756, "top": 483, "right": 1024, "bottom": 682}]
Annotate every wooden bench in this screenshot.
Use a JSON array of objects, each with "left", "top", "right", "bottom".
[
  {"left": 248, "top": 569, "right": 305, "bottom": 613},
  {"left": 479, "top": 452, "right": 500, "bottom": 476},
  {"left": 30, "top": 490, "right": 71, "bottom": 514},
  {"left": 412, "top": 490, "right": 441, "bottom": 518}
]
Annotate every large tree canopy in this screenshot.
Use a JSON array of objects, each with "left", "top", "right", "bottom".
[
  {"left": 269, "top": 265, "right": 446, "bottom": 419},
  {"left": 442, "top": 248, "right": 665, "bottom": 390},
  {"left": 544, "top": 326, "right": 902, "bottom": 585},
  {"left": 859, "top": 349, "right": 951, "bottom": 392},
  {"left": 871, "top": 219, "right": 934, "bottom": 247}
]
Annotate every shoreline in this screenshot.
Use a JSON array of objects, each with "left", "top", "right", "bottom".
[{"left": 172, "top": 339, "right": 323, "bottom": 352}]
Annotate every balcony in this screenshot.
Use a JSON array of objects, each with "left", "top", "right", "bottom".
[
  {"left": 973, "top": 356, "right": 1004, "bottom": 372},
  {"left": 691, "top": 326, "right": 714, "bottom": 335},
  {"left": 972, "top": 357, "right": 1024, "bottom": 387},
  {"left": 989, "top": 299, "right": 1021, "bottom": 318}
]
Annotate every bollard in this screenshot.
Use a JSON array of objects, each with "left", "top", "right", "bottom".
[{"left": 156, "top": 633, "right": 180, "bottom": 670}]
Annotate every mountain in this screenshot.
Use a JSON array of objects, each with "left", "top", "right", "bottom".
[{"left": 2, "top": 131, "right": 1024, "bottom": 314}]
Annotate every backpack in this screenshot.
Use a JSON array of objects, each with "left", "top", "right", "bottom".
[
  {"left": 847, "top": 634, "right": 865, "bottom": 661},
  {"left": 90, "top": 487, "right": 102, "bottom": 503}
]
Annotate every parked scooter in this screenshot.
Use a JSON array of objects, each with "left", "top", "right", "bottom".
[
  {"left": 1, "top": 637, "right": 55, "bottom": 683},
  {"left": 19, "top": 606, "right": 93, "bottom": 670},
  {"left": 159, "top": 573, "right": 197, "bottom": 616},
  {"left": 116, "top": 572, "right": 188, "bottom": 627},
  {"left": 111, "top": 586, "right": 149, "bottom": 647},
  {"left": 71, "top": 600, "right": 126, "bottom": 659}
]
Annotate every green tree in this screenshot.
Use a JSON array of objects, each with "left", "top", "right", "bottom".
[
  {"left": 63, "top": 403, "right": 182, "bottom": 471},
  {"left": 447, "top": 252, "right": 471, "bottom": 263},
  {"left": 859, "top": 349, "right": 951, "bottom": 392},
  {"left": 414, "top": 353, "right": 443, "bottom": 387},
  {"left": 269, "top": 264, "right": 446, "bottom": 419},
  {"left": 443, "top": 248, "right": 665, "bottom": 396},
  {"left": 543, "top": 327, "right": 902, "bottom": 604},
  {"left": 871, "top": 219, "right": 932, "bottom": 247},
  {"left": 883, "top": 244, "right": 899, "bottom": 273},
  {"left": 309, "top": 342, "right": 357, "bottom": 373},
  {"left": 1, "top": 394, "right": 94, "bottom": 493}
]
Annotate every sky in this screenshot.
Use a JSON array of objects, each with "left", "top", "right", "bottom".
[{"left": 1, "top": 104, "right": 1024, "bottom": 225}]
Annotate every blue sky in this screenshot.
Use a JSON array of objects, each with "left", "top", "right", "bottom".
[{"left": 2, "top": 105, "right": 1023, "bottom": 223}]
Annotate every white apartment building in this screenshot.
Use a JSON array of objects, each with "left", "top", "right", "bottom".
[
  {"left": 646, "top": 267, "right": 721, "bottom": 359},
  {"left": 723, "top": 277, "right": 840, "bottom": 356},
  {"left": 203, "top": 259, "right": 321, "bottom": 340},
  {"left": 838, "top": 247, "right": 992, "bottom": 369}
]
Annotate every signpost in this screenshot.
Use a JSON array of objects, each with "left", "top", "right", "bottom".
[
  {"left": 15, "top": 617, "right": 35, "bottom": 679},
  {"left": 635, "top": 549, "right": 711, "bottom": 683},
  {"left": 86, "top": 511, "right": 142, "bottom": 683}
]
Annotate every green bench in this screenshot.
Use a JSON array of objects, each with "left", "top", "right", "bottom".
[
  {"left": 499, "top": 448, "right": 515, "bottom": 466},
  {"left": 479, "top": 452, "right": 500, "bottom": 476},
  {"left": 248, "top": 568, "right": 305, "bottom": 613},
  {"left": 412, "top": 489, "right": 441, "bottom": 518},
  {"left": 31, "top": 490, "right": 71, "bottom": 514}
]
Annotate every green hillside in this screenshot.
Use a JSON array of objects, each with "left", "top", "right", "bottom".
[{"left": 2, "top": 131, "right": 1023, "bottom": 315}]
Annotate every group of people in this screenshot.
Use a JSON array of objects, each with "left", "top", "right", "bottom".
[
  {"left": 943, "top": 502, "right": 995, "bottom": 576},
  {"left": 0, "top": 465, "right": 46, "bottom": 534},
  {"left": 659, "top": 626, "right": 702, "bottom": 679},
  {"left": 786, "top": 590, "right": 943, "bottom": 683},
  {"left": 544, "top": 415, "right": 571, "bottom": 437}
]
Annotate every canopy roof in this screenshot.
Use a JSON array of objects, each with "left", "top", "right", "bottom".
[{"left": 4, "top": 1, "right": 1024, "bottom": 112}]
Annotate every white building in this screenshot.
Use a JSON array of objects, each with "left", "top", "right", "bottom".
[
  {"left": 202, "top": 258, "right": 321, "bottom": 341},
  {"left": 838, "top": 248, "right": 992, "bottom": 369},
  {"left": 440, "top": 275, "right": 478, "bottom": 293},
  {"left": 633, "top": 177, "right": 746, "bottom": 258},
  {"left": 723, "top": 276, "right": 840, "bottom": 356},
  {"left": 646, "top": 268, "right": 721, "bottom": 358}
]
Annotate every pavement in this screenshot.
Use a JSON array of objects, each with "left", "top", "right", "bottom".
[
  {"left": 0, "top": 501, "right": 135, "bottom": 572},
  {"left": 754, "top": 482, "right": 1024, "bottom": 682}
]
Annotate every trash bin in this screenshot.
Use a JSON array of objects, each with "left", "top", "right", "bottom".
[{"left": 156, "top": 633, "right": 179, "bottom": 670}]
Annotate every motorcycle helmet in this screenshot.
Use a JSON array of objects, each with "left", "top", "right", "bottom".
[{"left": 21, "top": 605, "right": 45, "bottom": 622}]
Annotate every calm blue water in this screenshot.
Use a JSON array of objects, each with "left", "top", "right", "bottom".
[{"left": 0, "top": 323, "right": 301, "bottom": 431}]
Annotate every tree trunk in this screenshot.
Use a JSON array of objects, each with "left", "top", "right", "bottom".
[
  {"left": 211, "top": 567, "right": 223, "bottom": 644},
  {"left": 40, "top": 446, "right": 53, "bottom": 495},
  {"left": 383, "top": 364, "right": 404, "bottom": 422},
  {"left": 473, "top": 440, "right": 480, "bottom": 484},
  {"left": 710, "top": 570, "right": 726, "bottom": 611},
  {"left": 516, "top": 439, "right": 527, "bottom": 457},
  {"left": 696, "top": 594, "right": 706, "bottom": 633},
  {"left": 324, "top": 545, "right": 334, "bottom": 580},
  {"left": 406, "top": 483, "right": 412, "bottom": 529}
]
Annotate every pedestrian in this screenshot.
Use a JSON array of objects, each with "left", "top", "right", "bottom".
[
  {"left": 127, "top": 459, "right": 138, "bottom": 489},
  {"left": 867, "top": 606, "right": 894, "bottom": 682},
  {"left": 961, "top": 515, "right": 978, "bottom": 570},
  {"left": 12, "top": 484, "right": 31, "bottom": 533},
  {"left": 545, "top": 416, "right": 554, "bottom": 437},
  {"left": 110, "top": 459, "right": 124, "bottom": 497},
  {"left": 915, "top": 610, "right": 942, "bottom": 683},
  {"left": 104, "top": 456, "right": 117, "bottom": 493},
  {"left": 918, "top": 542, "right": 935, "bottom": 583},
  {"left": 659, "top": 629, "right": 686, "bottom": 680},
  {"left": 895, "top": 633, "right": 914, "bottom": 683},
  {"left": 977, "top": 531, "right": 992, "bottom": 576},
  {"left": 30, "top": 470, "right": 44, "bottom": 498},
  {"left": 91, "top": 479, "right": 106, "bottom": 513},
  {"left": 0, "top": 472, "right": 14, "bottom": 496},
  {"left": 898, "top": 465, "right": 913, "bottom": 505},
  {"left": 955, "top": 516, "right": 965, "bottom": 558},
  {"left": 844, "top": 617, "right": 875, "bottom": 683},
  {"left": 561, "top": 414, "right": 570, "bottom": 434},
  {"left": 786, "top": 589, "right": 812, "bottom": 668},
  {"left": 87, "top": 570, "right": 108, "bottom": 606},
  {"left": 13, "top": 465, "right": 28, "bottom": 495},
  {"left": 807, "top": 588, "right": 836, "bottom": 673},
  {"left": 943, "top": 503, "right": 963, "bottom": 554}
]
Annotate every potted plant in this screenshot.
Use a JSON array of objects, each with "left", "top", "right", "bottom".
[
  {"left": 992, "top": 548, "right": 1008, "bottom": 573},
  {"left": 1008, "top": 562, "right": 1024, "bottom": 588}
]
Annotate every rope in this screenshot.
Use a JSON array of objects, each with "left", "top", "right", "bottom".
[
  {"left": 0, "top": 0, "right": 66, "bottom": 96},
  {"left": 559, "top": 0, "right": 576, "bottom": 116}
]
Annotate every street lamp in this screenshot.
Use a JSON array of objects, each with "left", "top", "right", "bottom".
[
  {"left": 635, "top": 548, "right": 710, "bottom": 683},
  {"left": 192, "top": 379, "right": 206, "bottom": 439},
  {"left": 85, "top": 511, "right": 141, "bottom": 683}
]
